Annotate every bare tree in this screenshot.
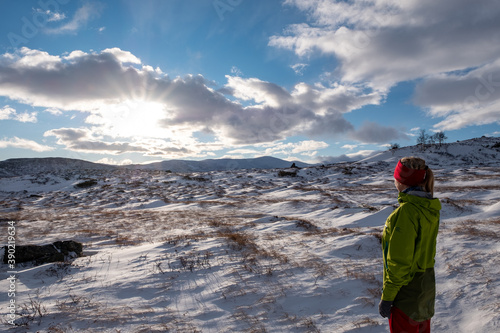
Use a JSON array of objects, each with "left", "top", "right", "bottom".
[
  {"left": 417, "top": 129, "right": 429, "bottom": 151},
  {"left": 434, "top": 131, "right": 447, "bottom": 146},
  {"left": 428, "top": 134, "right": 436, "bottom": 146}
]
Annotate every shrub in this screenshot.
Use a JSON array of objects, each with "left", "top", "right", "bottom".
[
  {"left": 278, "top": 170, "right": 297, "bottom": 177},
  {"left": 74, "top": 179, "right": 98, "bottom": 188}
]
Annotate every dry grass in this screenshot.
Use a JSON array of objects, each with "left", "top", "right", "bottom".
[
  {"left": 451, "top": 224, "right": 499, "bottom": 239},
  {"left": 438, "top": 184, "right": 500, "bottom": 192}
]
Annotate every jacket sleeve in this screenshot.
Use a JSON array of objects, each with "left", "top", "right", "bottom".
[{"left": 382, "top": 204, "right": 418, "bottom": 301}]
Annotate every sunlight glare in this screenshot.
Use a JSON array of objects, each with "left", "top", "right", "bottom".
[{"left": 104, "top": 100, "right": 169, "bottom": 139}]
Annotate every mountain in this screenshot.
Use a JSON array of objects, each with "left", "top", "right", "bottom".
[
  {"left": 0, "top": 156, "right": 309, "bottom": 177},
  {"left": 129, "top": 156, "right": 309, "bottom": 173},
  {"left": 0, "top": 157, "right": 116, "bottom": 178},
  {"left": 1, "top": 136, "right": 497, "bottom": 178}
]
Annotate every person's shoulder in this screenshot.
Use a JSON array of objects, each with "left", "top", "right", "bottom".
[{"left": 392, "top": 200, "right": 420, "bottom": 226}]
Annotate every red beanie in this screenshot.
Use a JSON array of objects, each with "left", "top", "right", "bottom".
[{"left": 394, "top": 160, "right": 427, "bottom": 186}]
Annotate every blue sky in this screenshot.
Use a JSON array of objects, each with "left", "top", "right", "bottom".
[{"left": 0, "top": 0, "right": 499, "bottom": 165}]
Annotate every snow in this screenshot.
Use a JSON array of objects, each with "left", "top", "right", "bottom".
[{"left": 0, "top": 137, "right": 499, "bottom": 332}]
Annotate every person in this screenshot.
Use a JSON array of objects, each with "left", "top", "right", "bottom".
[{"left": 379, "top": 157, "right": 442, "bottom": 333}]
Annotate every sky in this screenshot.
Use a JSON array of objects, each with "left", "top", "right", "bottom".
[{"left": 0, "top": 0, "right": 499, "bottom": 165}]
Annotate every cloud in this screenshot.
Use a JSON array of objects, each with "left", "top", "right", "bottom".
[
  {"left": 225, "top": 76, "right": 292, "bottom": 108},
  {"left": 272, "top": 0, "right": 500, "bottom": 88},
  {"left": 102, "top": 47, "right": 141, "bottom": 64},
  {"left": 291, "top": 140, "right": 329, "bottom": 154},
  {"left": 96, "top": 157, "right": 133, "bottom": 165},
  {"left": 226, "top": 148, "right": 261, "bottom": 155},
  {"left": 0, "top": 137, "right": 54, "bottom": 152},
  {"left": 0, "top": 105, "right": 37, "bottom": 123},
  {"left": 0, "top": 106, "right": 16, "bottom": 120},
  {"left": 270, "top": 0, "right": 500, "bottom": 131},
  {"left": 413, "top": 59, "right": 500, "bottom": 130},
  {"left": 341, "top": 144, "right": 358, "bottom": 150},
  {"left": 34, "top": 8, "right": 66, "bottom": 22},
  {"left": 43, "top": 127, "right": 212, "bottom": 158},
  {"left": 44, "top": 2, "right": 103, "bottom": 34},
  {"left": 261, "top": 140, "right": 329, "bottom": 157},
  {"left": 48, "top": 12, "right": 66, "bottom": 22},
  {"left": 350, "top": 121, "right": 409, "bottom": 144},
  {"left": 230, "top": 66, "right": 243, "bottom": 76},
  {"left": 44, "top": 127, "right": 148, "bottom": 155},
  {"left": 320, "top": 149, "right": 379, "bottom": 164},
  {"left": 0, "top": 47, "right": 406, "bottom": 158},
  {"left": 291, "top": 63, "right": 308, "bottom": 76}
]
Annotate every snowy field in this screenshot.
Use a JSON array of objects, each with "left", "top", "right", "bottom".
[{"left": 1, "top": 137, "right": 499, "bottom": 332}]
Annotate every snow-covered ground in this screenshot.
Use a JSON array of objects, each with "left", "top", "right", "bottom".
[{"left": 1, "top": 137, "right": 499, "bottom": 332}]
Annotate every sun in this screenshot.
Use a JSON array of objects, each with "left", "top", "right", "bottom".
[{"left": 100, "top": 100, "right": 170, "bottom": 139}]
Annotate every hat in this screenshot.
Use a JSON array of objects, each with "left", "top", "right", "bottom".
[{"left": 394, "top": 160, "right": 427, "bottom": 186}]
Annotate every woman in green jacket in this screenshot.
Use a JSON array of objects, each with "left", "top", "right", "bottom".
[{"left": 379, "top": 157, "right": 441, "bottom": 333}]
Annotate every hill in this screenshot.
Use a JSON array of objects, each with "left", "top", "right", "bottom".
[
  {"left": 0, "top": 157, "right": 116, "bottom": 178},
  {"left": 357, "top": 136, "right": 500, "bottom": 167},
  {"left": 0, "top": 136, "right": 498, "bottom": 332},
  {"left": 128, "top": 156, "right": 309, "bottom": 173},
  {"left": 0, "top": 156, "right": 309, "bottom": 178}
]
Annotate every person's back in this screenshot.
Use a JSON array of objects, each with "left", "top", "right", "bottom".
[{"left": 379, "top": 157, "right": 441, "bottom": 333}]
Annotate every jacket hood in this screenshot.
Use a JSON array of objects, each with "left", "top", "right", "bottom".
[{"left": 398, "top": 192, "right": 442, "bottom": 213}]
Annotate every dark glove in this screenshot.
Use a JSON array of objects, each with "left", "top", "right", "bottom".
[{"left": 378, "top": 300, "right": 393, "bottom": 318}]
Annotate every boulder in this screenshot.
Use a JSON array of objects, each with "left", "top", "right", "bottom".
[{"left": 3, "top": 240, "right": 83, "bottom": 265}]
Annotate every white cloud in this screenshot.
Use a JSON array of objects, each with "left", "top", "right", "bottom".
[
  {"left": 49, "top": 12, "right": 66, "bottom": 22},
  {"left": 320, "top": 149, "right": 379, "bottom": 164},
  {"left": 34, "top": 8, "right": 66, "bottom": 22},
  {"left": 262, "top": 140, "right": 328, "bottom": 157},
  {"left": 15, "top": 111, "right": 38, "bottom": 123},
  {"left": 341, "top": 144, "right": 358, "bottom": 150},
  {"left": 44, "top": 108, "right": 63, "bottom": 116},
  {"left": 272, "top": 0, "right": 500, "bottom": 88},
  {"left": 271, "top": 0, "right": 500, "bottom": 131},
  {"left": 44, "top": 127, "right": 148, "bottom": 155},
  {"left": 230, "top": 66, "right": 243, "bottom": 76},
  {"left": 44, "top": 2, "right": 103, "bottom": 34},
  {"left": 291, "top": 140, "right": 329, "bottom": 154},
  {"left": 225, "top": 76, "right": 292, "bottom": 108},
  {"left": 0, "top": 47, "right": 406, "bottom": 158},
  {"left": 0, "top": 105, "right": 37, "bottom": 123},
  {"left": 96, "top": 157, "right": 133, "bottom": 165},
  {"left": 13, "top": 47, "right": 60, "bottom": 70},
  {"left": 226, "top": 148, "right": 261, "bottom": 155},
  {"left": 0, "top": 106, "right": 16, "bottom": 120},
  {"left": 102, "top": 48, "right": 141, "bottom": 64},
  {"left": 291, "top": 63, "right": 308, "bottom": 75},
  {"left": 0, "top": 137, "right": 54, "bottom": 152},
  {"left": 413, "top": 59, "right": 500, "bottom": 130}
]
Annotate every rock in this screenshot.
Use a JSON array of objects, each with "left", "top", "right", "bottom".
[
  {"left": 53, "top": 240, "right": 83, "bottom": 256},
  {"left": 3, "top": 240, "right": 83, "bottom": 265}
]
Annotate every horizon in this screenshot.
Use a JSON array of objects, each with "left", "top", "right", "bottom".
[
  {"left": 1, "top": 1, "right": 499, "bottom": 165},
  {"left": 2, "top": 135, "right": 496, "bottom": 167}
]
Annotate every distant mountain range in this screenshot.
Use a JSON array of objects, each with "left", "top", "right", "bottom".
[
  {"left": 0, "top": 156, "right": 309, "bottom": 177},
  {"left": 1, "top": 136, "right": 498, "bottom": 178},
  {"left": 132, "top": 156, "right": 309, "bottom": 173}
]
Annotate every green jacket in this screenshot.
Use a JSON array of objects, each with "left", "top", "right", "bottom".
[{"left": 382, "top": 191, "right": 441, "bottom": 321}]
